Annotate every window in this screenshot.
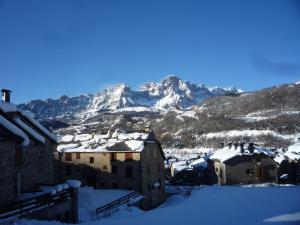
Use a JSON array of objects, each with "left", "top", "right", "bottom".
[
  {"left": 147, "top": 164, "right": 151, "bottom": 175},
  {"left": 125, "top": 152, "right": 133, "bottom": 161},
  {"left": 89, "top": 157, "right": 94, "bottom": 164},
  {"left": 110, "top": 153, "right": 117, "bottom": 161},
  {"left": 112, "top": 165, "right": 118, "bottom": 174},
  {"left": 126, "top": 166, "right": 133, "bottom": 178},
  {"left": 103, "top": 165, "right": 107, "bottom": 170},
  {"left": 76, "top": 153, "right": 80, "bottom": 159},
  {"left": 215, "top": 167, "right": 219, "bottom": 173},
  {"left": 65, "top": 153, "right": 72, "bottom": 161},
  {"left": 246, "top": 168, "right": 254, "bottom": 175},
  {"left": 15, "top": 146, "right": 23, "bottom": 166},
  {"left": 65, "top": 165, "right": 72, "bottom": 175},
  {"left": 113, "top": 183, "right": 119, "bottom": 189}
]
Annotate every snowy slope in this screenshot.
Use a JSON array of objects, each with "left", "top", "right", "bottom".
[{"left": 19, "top": 185, "right": 300, "bottom": 225}]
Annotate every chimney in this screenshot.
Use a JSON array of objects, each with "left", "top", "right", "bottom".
[
  {"left": 234, "top": 143, "right": 238, "bottom": 150},
  {"left": 228, "top": 142, "right": 232, "bottom": 149},
  {"left": 1, "top": 89, "right": 12, "bottom": 103},
  {"left": 248, "top": 142, "right": 254, "bottom": 153},
  {"left": 240, "top": 143, "right": 245, "bottom": 153}
]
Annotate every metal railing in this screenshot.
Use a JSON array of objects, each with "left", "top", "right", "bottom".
[
  {"left": 0, "top": 189, "right": 73, "bottom": 224},
  {"left": 95, "top": 191, "right": 142, "bottom": 215}
]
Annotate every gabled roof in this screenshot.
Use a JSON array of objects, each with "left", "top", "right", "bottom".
[{"left": 0, "top": 101, "right": 57, "bottom": 146}]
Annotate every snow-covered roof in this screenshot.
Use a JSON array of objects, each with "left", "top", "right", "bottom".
[
  {"left": 210, "top": 142, "right": 300, "bottom": 164},
  {"left": 0, "top": 114, "right": 30, "bottom": 146},
  {"left": 171, "top": 157, "right": 208, "bottom": 175},
  {"left": 57, "top": 130, "right": 152, "bottom": 153},
  {"left": 0, "top": 101, "right": 57, "bottom": 145}
]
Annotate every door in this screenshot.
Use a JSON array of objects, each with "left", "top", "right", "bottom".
[{"left": 256, "top": 166, "right": 264, "bottom": 180}]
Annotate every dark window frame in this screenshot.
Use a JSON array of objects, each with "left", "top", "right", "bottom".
[
  {"left": 65, "top": 153, "right": 72, "bottom": 161},
  {"left": 89, "top": 157, "right": 94, "bottom": 164}
]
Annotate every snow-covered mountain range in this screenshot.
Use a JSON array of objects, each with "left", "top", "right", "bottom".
[
  {"left": 19, "top": 76, "right": 241, "bottom": 119},
  {"left": 18, "top": 76, "right": 300, "bottom": 149}
]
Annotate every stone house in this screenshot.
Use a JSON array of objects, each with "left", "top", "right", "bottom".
[
  {"left": 276, "top": 142, "right": 300, "bottom": 184},
  {"left": 168, "top": 157, "right": 217, "bottom": 185},
  {"left": 210, "top": 143, "right": 278, "bottom": 185},
  {"left": 56, "top": 129, "right": 166, "bottom": 210},
  {"left": 0, "top": 89, "right": 78, "bottom": 223}
]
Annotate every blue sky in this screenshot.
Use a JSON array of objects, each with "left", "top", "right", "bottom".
[{"left": 0, "top": 0, "right": 299, "bottom": 103}]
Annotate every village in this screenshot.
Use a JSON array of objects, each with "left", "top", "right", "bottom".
[{"left": 0, "top": 89, "right": 300, "bottom": 225}]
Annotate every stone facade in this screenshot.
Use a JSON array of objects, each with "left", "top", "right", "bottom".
[
  {"left": 0, "top": 140, "right": 19, "bottom": 206},
  {"left": 214, "top": 154, "right": 278, "bottom": 185},
  {"left": 278, "top": 160, "right": 300, "bottom": 184},
  {"left": 57, "top": 140, "right": 165, "bottom": 210},
  {"left": 0, "top": 102, "right": 78, "bottom": 223}
]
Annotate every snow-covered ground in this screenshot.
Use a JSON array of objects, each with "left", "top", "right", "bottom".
[{"left": 19, "top": 185, "right": 300, "bottom": 225}]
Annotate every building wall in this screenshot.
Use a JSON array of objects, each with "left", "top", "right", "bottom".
[
  {"left": 58, "top": 152, "right": 141, "bottom": 191},
  {"left": 0, "top": 140, "right": 17, "bottom": 206},
  {"left": 278, "top": 160, "right": 300, "bottom": 184},
  {"left": 222, "top": 155, "right": 278, "bottom": 184},
  {"left": 21, "top": 139, "right": 56, "bottom": 192},
  {"left": 58, "top": 142, "right": 166, "bottom": 210},
  {"left": 140, "top": 142, "right": 165, "bottom": 210}
]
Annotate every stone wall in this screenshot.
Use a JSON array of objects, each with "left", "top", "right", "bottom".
[
  {"left": 21, "top": 139, "right": 56, "bottom": 192},
  {"left": 58, "top": 152, "right": 141, "bottom": 191},
  {"left": 224, "top": 155, "right": 278, "bottom": 184},
  {"left": 140, "top": 142, "right": 165, "bottom": 210},
  {"left": 0, "top": 140, "right": 17, "bottom": 206}
]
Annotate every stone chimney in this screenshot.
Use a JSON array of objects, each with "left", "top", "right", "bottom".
[
  {"left": 228, "top": 142, "right": 232, "bottom": 149},
  {"left": 234, "top": 143, "right": 238, "bottom": 150},
  {"left": 1, "top": 89, "right": 12, "bottom": 103},
  {"left": 240, "top": 143, "right": 245, "bottom": 153},
  {"left": 248, "top": 142, "right": 254, "bottom": 153}
]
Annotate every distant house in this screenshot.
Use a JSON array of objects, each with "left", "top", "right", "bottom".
[
  {"left": 56, "top": 129, "right": 166, "bottom": 210},
  {"left": 210, "top": 143, "right": 278, "bottom": 185},
  {"left": 276, "top": 142, "right": 300, "bottom": 184},
  {"left": 169, "top": 157, "right": 216, "bottom": 185},
  {"left": 0, "top": 89, "right": 78, "bottom": 223}
]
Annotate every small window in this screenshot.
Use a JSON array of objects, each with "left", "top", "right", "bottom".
[
  {"left": 103, "top": 165, "right": 107, "bottom": 170},
  {"left": 76, "top": 153, "right": 81, "bottom": 159},
  {"left": 147, "top": 164, "right": 151, "bottom": 175},
  {"left": 246, "top": 168, "right": 254, "bottom": 175},
  {"left": 126, "top": 166, "right": 133, "bottom": 178},
  {"left": 112, "top": 165, "right": 118, "bottom": 174},
  {"left": 65, "top": 153, "right": 72, "bottom": 161},
  {"left": 125, "top": 152, "right": 133, "bottom": 161},
  {"left": 90, "top": 157, "right": 94, "bottom": 164},
  {"left": 113, "top": 183, "right": 119, "bottom": 189},
  {"left": 65, "top": 165, "right": 72, "bottom": 175},
  {"left": 110, "top": 153, "right": 117, "bottom": 161}
]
